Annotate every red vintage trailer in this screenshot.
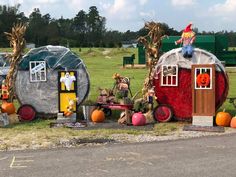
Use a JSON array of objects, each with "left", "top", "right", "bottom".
[{"left": 153, "top": 48, "right": 228, "bottom": 122}]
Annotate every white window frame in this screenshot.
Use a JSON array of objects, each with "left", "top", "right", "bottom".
[
  {"left": 161, "top": 65, "right": 178, "bottom": 86},
  {"left": 195, "top": 67, "right": 212, "bottom": 90},
  {"left": 29, "top": 61, "right": 47, "bottom": 82}
]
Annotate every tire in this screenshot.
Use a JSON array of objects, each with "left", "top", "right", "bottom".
[
  {"left": 17, "top": 104, "right": 37, "bottom": 121},
  {"left": 153, "top": 104, "right": 173, "bottom": 122},
  {"left": 103, "top": 108, "right": 112, "bottom": 116}
]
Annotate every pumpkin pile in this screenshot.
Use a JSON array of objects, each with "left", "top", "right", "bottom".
[{"left": 1, "top": 101, "right": 19, "bottom": 124}]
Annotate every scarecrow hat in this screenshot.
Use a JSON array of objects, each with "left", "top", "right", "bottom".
[{"left": 183, "top": 22, "right": 193, "bottom": 33}]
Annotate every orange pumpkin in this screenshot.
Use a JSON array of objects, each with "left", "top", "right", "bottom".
[
  {"left": 91, "top": 109, "right": 105, "bottom": 123},
  {"left": 230, "top": 116, "right": 236, "bottom": 128},
  {"left": 216, "top": 109, "right": 232, "bottom": 127},
  {"left": 196, "top": 73, "right": 210, "bottom": 87},
  {"left": 1, "top": 102, "right": 16, "bottom": 115}
]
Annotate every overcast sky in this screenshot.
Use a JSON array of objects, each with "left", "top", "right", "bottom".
[{"left": 1, "top": 0, "right": 236, "bottom": 32}]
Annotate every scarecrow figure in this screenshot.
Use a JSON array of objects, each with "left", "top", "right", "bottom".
[
  {"left": 63, "top": 98, "right": 78, "bottom": 117},
  {"left": 1, "top": 80, "right": 9, "bottom": 100},
  {"left": 175, "top": 22, "right": 196, "bottom": 58},
  {"left": 147, "top": 87, "right": 157, "bottom": 110},
  {"left": 112, "top": 73, "right": 132, "bottom": 98}
]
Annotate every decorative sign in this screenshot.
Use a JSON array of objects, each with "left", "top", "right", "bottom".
[
  {"left": 163, "top": 66, "right": 176, "bottom": 76},
  {"left": 60, "top": 72, "right": 76, "bottom": 91},
  {"left": 29, "top": 61, "right": 47, "bottom": 82},
  {"left": 31, "top": 62, "right": 45, "bottom": 74},
  {"left": 161, "top": 65, "right": 178, "bottom": 86}
]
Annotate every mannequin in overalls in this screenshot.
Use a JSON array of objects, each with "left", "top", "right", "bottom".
[{"left": 175, "top": 23, "right": 196, "bottom": 58}]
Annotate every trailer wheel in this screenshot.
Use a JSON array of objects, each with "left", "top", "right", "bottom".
[
  {"left": 153, "top": 104, "right": 173, "bottom": 122},
  {"left": 103, "top": 108, "right": 112, "bottom": 116},
  {"left": 17, "top": 104, "right": 37, "bottom": 121}
]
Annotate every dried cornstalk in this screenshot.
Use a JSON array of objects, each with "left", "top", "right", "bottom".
[
  {"left": 4, "top": 23, "right": 26, "bottom": 102},
  {"left": 138, "top": 21, "right": 167, "bottom": 98}
]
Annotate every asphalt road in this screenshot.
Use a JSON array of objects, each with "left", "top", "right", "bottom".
[{"left": 1, "top": 133, "right": 236, "bottom": 177}]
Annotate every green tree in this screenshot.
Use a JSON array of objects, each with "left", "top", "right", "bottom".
[
  {"left": 0, "top": 4, "right": 26, "bottom": 47},
  {"left": 57, "top": 16, "right": 75, "bottom": 47},
  {"left": 46, "top": 20, "right": 60, "bottom": 45},
  {"left": 72, "top": 10, "right": 87, "bottom": 47},
  {"left": 104, "top": 30, "right": 123, "bottom": 47},
  {"left": 87, "top": 6, "right": 106, "bottom": 47},
  {"left": 27, "top": 9, "right": 55, "bottom": 46},
  {"left": 27, "top": 8, "right": 44, "bottom": 46},
  {"left": 73, "top": 10, "right": 87, "bottom": 33}
]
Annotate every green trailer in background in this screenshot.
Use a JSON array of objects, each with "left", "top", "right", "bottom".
[
  {"left": 161, "top": 35, "right": 236, "bottom": 65},
  {"left": 138, "top": 35, "right": 236, "bottom": 65},
  {"left": 137, "top": 43, "right": 146, "bottom": 64}
]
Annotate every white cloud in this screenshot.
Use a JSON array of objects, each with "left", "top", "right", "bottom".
[
  {"left": 171, "top": 0, "right": 196, "bottom": 7},
  {"left": 140, "top": 10, "right": 156, "bottom": 19},
  {"left": 68, "top": 0, "right": 88, "bottom": 10},
  {"left": 207, "top": 0, "right": 236, "bottom": 24},
  {"left": 109, "top": 0, "right": 128, "bottom": 14},
  {"left": 0, "top": 0, "right": 24, "bottom": 5},
  {"left": 35, "top": 0, "right": 59, "bottom": 3},
  {"left": 139, "top": 0, "right": 148, "bottom": 5},
  {"left": 102, "top": 0, "right": 137, "bottom": 20},
  {"left": 209, "top": 0, "right": 236, "bottom": 16}
]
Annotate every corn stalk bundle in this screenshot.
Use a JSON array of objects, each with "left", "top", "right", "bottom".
[
  {"left": 138, "top": 21, "right": 167, "bottom": 98},
  {"left": 4, "top": 23, "right": 26, "bottom": 102}
]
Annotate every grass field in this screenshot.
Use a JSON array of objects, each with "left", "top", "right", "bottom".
[
  {"left": 1, "top": 47, "right": 236, "bottom": 113},
  {"left": 71, "top": 47, "right": 147, "bottom": 101},
  {"left": 1, "top": 46, "right": 236, "bottom": 114},
  {"left": 71, "top": 47, "right": 236, "bottom": 114},
  {"left": 1, "top": 47, "right": 236, "bottom": 150}
]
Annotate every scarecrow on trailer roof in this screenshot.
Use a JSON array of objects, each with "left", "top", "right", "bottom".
[{"left": 175, "top": 22, "right": 196, "bottom": 58}]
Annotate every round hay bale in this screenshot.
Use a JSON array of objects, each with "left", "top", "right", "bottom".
[
  {"left": 153, "top": 48, "right": 228, "bottom": 120},
  {"left": 15, "top": 46, "right": 90, "bottom": 117}
]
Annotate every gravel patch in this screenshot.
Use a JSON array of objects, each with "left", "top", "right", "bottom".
[
  {"left": 55, "top": 127, "right": 236, "bottom": 147},
  {"left": 109, "top": 128, "right": 236, "bottom": 143},
  {"left": 1, "top": 127, "right": 236, "bottom": 151}
]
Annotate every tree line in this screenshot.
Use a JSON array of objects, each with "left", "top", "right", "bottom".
[{"left": 0, "top": 4, "right": 235, "bottom": 48}]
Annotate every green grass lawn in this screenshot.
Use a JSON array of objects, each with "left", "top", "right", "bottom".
[
  {"left": 1, "top": 46, "right": 236, "bottom": 114},
  {"left": 1, "top": 47, "right": 236, "bottom": 150},
  {"left": 1, "top": 46, "right": 236, "bottom": 115},
  {"left": 71, "top": 47, "right": 146, "bottom": 101}
]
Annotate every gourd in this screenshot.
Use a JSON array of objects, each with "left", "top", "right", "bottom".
[
  {"left": 91, "top": 109, "right": 105, "bottom": 123},
  {"left": 216, "top": 109, "right": 231, "bottom": 127},
  {"left": 196, "top": 73, "right": 210, "bottom": 87},
  {"left": 230, "top": 116, "right": 236, "bottom": 128},
  {"left": 1, "top": 102, "right": 16, "bottom": 115}
]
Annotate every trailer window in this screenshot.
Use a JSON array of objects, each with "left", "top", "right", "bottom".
[
  {"left": 29, "top": 61, "right": 47, "bottom": 82},
  {"left": 161, "top": 65, "right": 178, "bottom": 86}
]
